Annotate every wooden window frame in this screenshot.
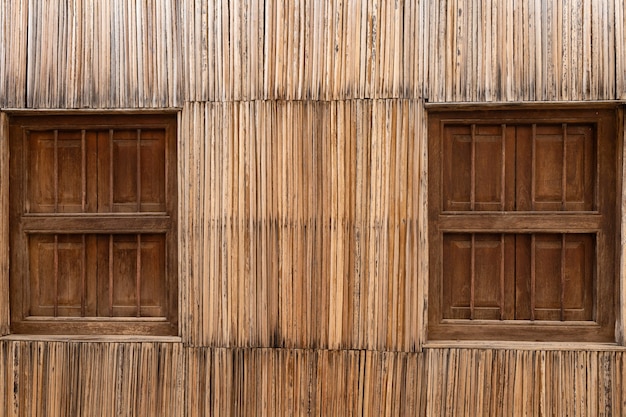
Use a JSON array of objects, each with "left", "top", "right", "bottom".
[
  {"left": 427, "top": 105, "right": 622, "bottom": 343},
  {"left": 4, "top": 112, "right": 178, "bottom": 336}
]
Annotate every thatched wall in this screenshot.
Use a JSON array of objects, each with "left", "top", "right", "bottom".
[{"left": 1, "top": 0, "right": 625, "bottom": 415}]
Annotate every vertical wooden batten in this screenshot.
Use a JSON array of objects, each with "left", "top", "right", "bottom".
[
  {"left": 617, "top": 0, "right": 626, "bottom": 99},
  {"left": 620, "top": 107, "right": 626, "bottom": 345},
  {"left": 184, "top": 347, "right": 427, "bottom": 416},
  {"left": 0, "top": 113, "right": 9, "bottom": 335},
  {"left": 424, "top": 347, "right": 626, "bottom": 417}
]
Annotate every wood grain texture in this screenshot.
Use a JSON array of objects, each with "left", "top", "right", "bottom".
[
  {"left": 0, "top": 0, "right": 28, "bottom": 108},
  {"left": 179, "top": 100, "right": 421, "bottom": 351},
  {"left": 180, "top": 0, "right": 422, "bottom": 100},
  {"left": 22, "top": 0, "right": 182, "bottom": 108},
  {"left": 618, "top": 0, "right": 626, "bottom": 99},
  {"left": 3, "top": 343, "right": 626, "bottom": 416},
  {"left": 185, "top": 348, "right": 425, "bottom": 417},
  {"left": 1, "top": 0, "right": 626, "bottom": 416},
  {"left": 425, "top": 0, "right": 623, "bottom": 102},
  {"left": 425, "top": 348, "right": 626, "bottom": 417},
  {"left": 3, "top": 0, "right": 625, "bottom": 105},
  {"left": 0, "top": 114, "right": 9, "bottom": 335},
  {"left": 0, "top": 340, "right": 185, "bottom": 417}
]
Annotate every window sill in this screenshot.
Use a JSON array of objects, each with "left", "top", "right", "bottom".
[
  {"left": 423, "top": 340, "right": 626, "bottom": 351},
  {"left": 0, "top": 334, "right": 182, "bottom": 343}
]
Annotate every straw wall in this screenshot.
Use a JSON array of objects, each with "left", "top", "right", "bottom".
[
  {"left": 1, "top": 0, "right": 626, "bottom": 416},
  {"left": 3, "top": 342, "right": 626, "bottom": 416},
  {"left": 0, "top": 0, "right": 28, "bottom": 108},
  {"left": 2, "top": 0, "right": 625, "bottom": 106},
  {"left": 0, "top": 341, "right": 185, "bottom": 417},
  {"left": 179, "top": 100, "right": 424, "bottom": 350}
]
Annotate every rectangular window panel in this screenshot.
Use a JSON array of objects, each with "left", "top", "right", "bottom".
[
  {"left": 429, "top": 108, "right": 615, "bottom": 342},
  {"left": 10, "top": 114, "right": 177, "bottom": 336}
]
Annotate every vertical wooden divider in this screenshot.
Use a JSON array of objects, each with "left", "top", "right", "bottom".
[{"left": 0, "top": 113, "right": 9, "bottom": 335}]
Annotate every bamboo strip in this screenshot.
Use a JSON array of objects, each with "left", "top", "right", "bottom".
[
  {"left": 178, "top": 0, "right": 421, "bottom": 101},
  {"left": 180, "top": 100, "right": 420, "bottom": 351}
]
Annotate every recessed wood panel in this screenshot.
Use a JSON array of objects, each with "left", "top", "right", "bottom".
[
  {"left": 533, "top": 235, "right": 563, "bottom": 320},
  {"left": 139, "top": 129, "right": 166, "bottom": 212},
  {"left": 443, "top": 126, "right": 472, "bottom": 211},
  {"left": 112, "top": 131, "right": 139, "bottom": 211},
  {"left": 443, "top": 233, "right": 511, "bottom": 320},
  {"left": 474, "top": 127, "right": 507, "bottom": 210},
  {"left": 27, "top": 132, "right": 55, "bottom": 212},
  {"left": 443, "top": 234, "right": 471, "bottom": 319},
  {"left": 473, "top": 235, "right": 504, "bottom": 312},
  {"left": 28, "top": 235, "right": 85, "bottom": 317}
]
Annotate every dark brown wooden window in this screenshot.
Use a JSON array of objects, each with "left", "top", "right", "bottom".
[
  {"left": 9, "top": 114, "right": 177, "bottom": 335},
  {"left": 428, "top": 108, "right": 617, "bottom": 342}
]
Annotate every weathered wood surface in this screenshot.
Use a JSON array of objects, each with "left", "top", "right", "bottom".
[
  {"left": 3, "top": 342, "right": 626, "bottom": 417},
  {"left": 2, "top": 0, "right": 182, "bottom": 108},
  {"left": 0, "top": 0, "right": 28, "bottom": 108},
  {"left": 0, "top": 114, "right": 8, "bottom": 335},
  {"left": 179, "top": 100, "right": 422, "bottom": 350},
  {"left": 0, "top": 341, "right": 185, "bottom": 417},
  {"left": 1, "top": 0, "right": 626, "bottom": 416},
  {"left": 1, "top": 0, "right": 624, "bottom": 107}
]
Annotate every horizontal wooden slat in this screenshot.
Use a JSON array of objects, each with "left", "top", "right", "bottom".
[
  {"left": 438, "top": 213, "right": 602, "bottom": 233},
  {"left": 11, "top": 320, "right": 177, "bottom": 337},
  {"left": 22, "top": 215, "right": 171, "bottom": 233},
  {"left": 429, "top": 320, "right": 610, "bottom": 344}
]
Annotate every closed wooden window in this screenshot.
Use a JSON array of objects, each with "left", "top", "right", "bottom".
[
  {"left": 9, "top": 114, "right": 177, "bottom": 335},
  {"left": 428, "top": 108, "right": 617, "bottom": 342}
]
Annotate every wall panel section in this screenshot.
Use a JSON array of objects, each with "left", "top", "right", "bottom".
[
  {"left": 24, "top": 0, "right": 182, "bottom": 108},
  {"left": 0, "top": 0, "right": 28, "bottom": 108},
  {"left": 179, "top": 100, "right": 423, "bottom": 351},
  {"left": 425, "top": 348, "right": 626, "bottom": 417},
  {"left": 185, "top": 348, "right": 426, "bottom": 417},
  {"left": 0, "top": 340, "right": 185, "bottom": 417},
  {"left": 425, "top": 0, "right": 622, "bottom": 102},
  {"left": 180, "top": 0, "right": 424, "bottom": 101}
]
